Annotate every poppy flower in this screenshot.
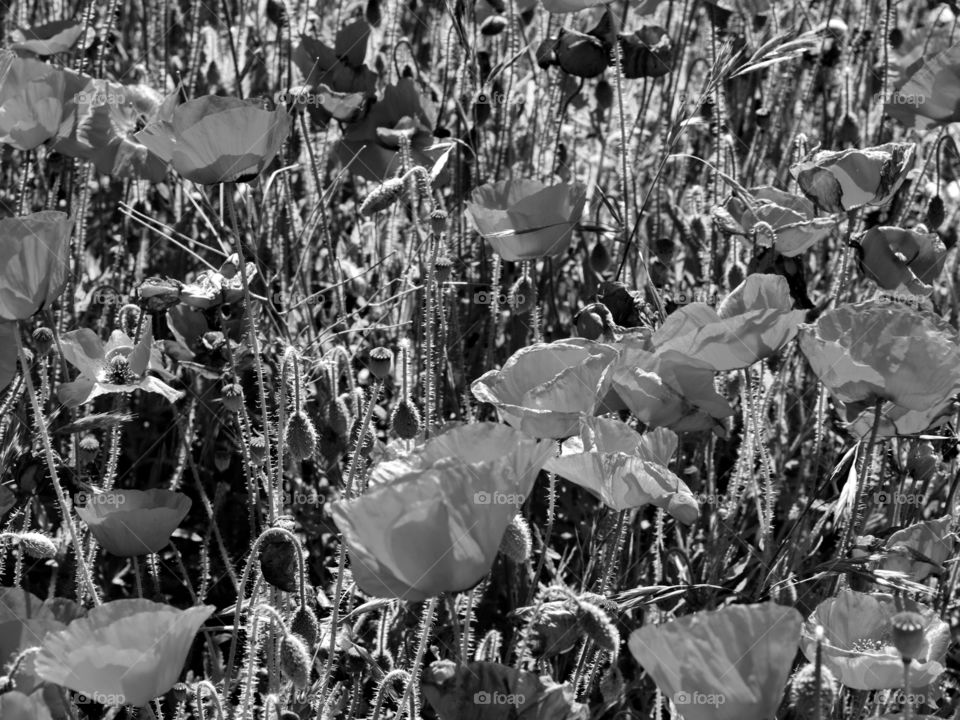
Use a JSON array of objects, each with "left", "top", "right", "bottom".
[
  {"left": 467, "top": 179, "right": 587, "bottom": 261},
  {"left": 57, "top": 316, "right": 184, "bottom": 408},
  {"left": 790, "top": 142, "right": 915, "bottom": 213},
  {"left": 136, "top": 95, "right": 290, "bottom": 184},
  {"left": 35, "top": 599, "right": 215, "bottom": 708},
  {"left": 331, "top": 423, "right": 553, "bottom": 601},
  {"left": 544, "top": 416, "right": 699, "bottom": 523},
  {"left": 629, "top": 603, "right": 802, "bottom": 720},
  {"left": 0, "top": 691, "right": 53, "bottom": 720},
  {"left": 798, "top": 301, "right": 960, "bottom": 437},
  {"left": 422, "top": 659, "right": 587, "bottom": 720},
  {"left": 857, "top": 225, "right": 946, "bottom": 296},
  {"left": 606, "top": 346, "right": 734, "bottom": 433},
  {"left": 620, "top": 26, "right": 674, "bottom": 78},
  {"left": 885, "top": 42, "right": 960, "bottom": 130},
  {"left": 53, "top": 73, "right": 168, "bottom": 181},
  {"left": 9, "top": 20, "right": 84, "bottom": 56},
  {"left": 725, "top": 185, "right": 838, "bottom": 256},
  {"left": 471, "top": 338, "right": 618, "bottom": 439},
  {"left": 0, "top": 52, "right": 67, "bottom": 150},
  {"left": 292, "top": 19, "right": 377, "bottom": 124},
  {"left": 75, "top": 489, "right": 191, "bottom": 557},
  {"left": 881, "top": 516, "right": 954, "bottom": 582},
  {"left": 801, "top": 591, "right": 949, "bottom": 690},
  {"left": 179, "top": 255, "right": 258, "bottom": 308},
  {"left": 334, "top": 78, "right": 440, "bottom": 182},
  {"left": 0, "top": 211, "right": 73, "bottom": 321},
  {"left": 651, "top": 274, "right": 806, "bottom": 371}
]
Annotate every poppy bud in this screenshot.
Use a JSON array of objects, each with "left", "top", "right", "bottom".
[
  {"left": 556, "top": 29, "right": 609, "bottom": 78},
  {"left": 499, "top": 514, "right": 532, "bottom": 563},
  {"left": 481, "top": 14, "right": 508, "bottom": 36},
  {"left": 891, "top": 611, "right": 926, "bottom": 660},
  {"left": 171, "top": 682, "right": 188, "bottom": 704},
  {"left": 509, "top": 276, "right": 536, "bottom": 314},
  {"left": 536, "top": 37, "right": 559, "bottom": 69},
  {"left": 788, "top": 663, "right": 836, "bottom": 719},
  {"left": 927, "top": 195, "right": 946, "bottom": 229},
  {"left": 528, "top": 602, "right": 580, "bottom": 658},
  {"left": 590, "top": 241, "right": 612, "bottom": 273},
  {"left": 285, "top": 411, "right": 317, "bottom": 461},
  {"left": 279, "top": 633, "right": 312, "bottom": 689},
  {"left": 290, "top": 603, "right": 320, "bottom": 648},
  {"left": 32, "top": 327, "right": 54, "bottom": 355},
  {"left": 391, "top": 398, "right": 422, "bottom": 439},
  {"left": 249, "top": 434, "right": 267, "bottom": 463},
  {"left": 259, "top": 526, "right": 300, "bottom": 593},
  {"left": 577, "top": 601, "right": 619, "bottom": 655},
  {"left": 430, "top": 209, "right": 448, "bottom": 235},
  {"left": 78, "top": 434, "right": 99, "bottom": 466},
  {"left": 16, "top": 531, "right": 57, "bottom": 559},
  {"left": 360, "top": 177, "right": 406, "bottom": 216},
  {"left": 368, "top": 347, "right": 394, "bottom": 380},
  {"left": 435, "top": 255, "right": 453, "bottom": 283},
  {"left": 594, "top": 79, "right": 613, "bottom": 110},
  {"left": 328, "top": 397, "right": 351, "bottom": 436},
  {"left": 576, "top": 310, "right": 604, "bottom": 340},
  {"left": 220, "top": 382, "right": 244, "bottom": 413}
]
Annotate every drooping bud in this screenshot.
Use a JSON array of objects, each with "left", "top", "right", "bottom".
[
  {"left": 279, "top": 633, "right": 312, "bottom": 689},
  {"left": 577, "top": 600, "right": 619, "bottom": 656},
  {"left": 16, "top": 532, "right": 57, "bottom": 559},
  {"left": 290, "top": 603, "right": 320, "bottom": 649},
  {"left": 499, "top": 514, "right": 532, "bottom": 563},
  {"left": 390, "top": 398, "right": 422, "bottom": 439},
  {"left": 360, "top": 177, "right": 406, "bottom": 216},
  {"left": 285, "top": 410, "right": 317, "bottom": 461}
]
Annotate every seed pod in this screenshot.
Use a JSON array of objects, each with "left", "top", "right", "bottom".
[
  {"left": 32, "top": 327, "right": 54, "bottom": 355},
  {"left": 285, "top": 411, "right": 317, "bottom": 461},
  {"left": 249, "top": 434, "right": 267, "bottom": 463},
  {"left": 891, "top": 611, "right": 926, "bottom": 659},
  {"left": 435, "top": 255, "right": 453, "bottom": 283},
  {"left": 391, "top": 398, "right": 422, "bottom": 439},
  {"left": 360, "top": 177, "right": 405, "bottom": 216},
  {"left": 17, "top": 532, "right": 57, "bottom": 559},
  {"left": 290, "top": 603, "right": 320, "bottom": 648},
  {"left": 78, "top": 434, "right": 100, "bottom": 466},
  {"left": 171, "top": 682, "right": 189, "bottom": 704},
  {"left": 368, "top": 347, "right": 394, "bottom": 380},
  {"left": 430, "top": 209, "right": 448, "bottom": 235},
  {"left": 279, "top": 633, "right": 312, "bottom": 689},
  {"left": 220, "top": 382, "right": 244, "bottom": 413},
  {"left": 556, "top": 29, "right": 609, "bottom": 78},
  {"left": 499, "top": 514, "right": 532, "bottom": 563},
  {"left": 788, "top": 663, "right": 837, "bottom": 720}
]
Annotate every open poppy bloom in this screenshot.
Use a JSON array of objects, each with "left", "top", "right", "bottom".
[
  {"left": 53, "top": 72, "right": 168, "bottom": 181},
  {"left": 726, "top": 185, "right": 839, "bottom": 256},
  {"left": 799, "top": 301, "right": 960, "bottom": 436},
  {"left": 652, "top": 274, "right": 806, "bottom": 371},
  {"left": 0, "top": 211, "right": 73, "bottom": 321},
  {"left": 881, "top": 516, "right": 954, "bottom": 582},
  {"left": 35, "top": 599, "right": 215, "bottom": 708},
  {"left": 136, "top": 95, "right": 290, "bottom": 184},
  {"left": 422, "top": 659, "right": 586, "bottom": 720},
  {"left": 57, "top": 317, "right": 184, "bottom": 408},
  {"left": 331, "top": 423, "right": 553, "bottom": 601},
  {"left": 292, "top": 19, "right": 377, "bottom": 124},
  {"left": 857, "top": 225, "right": 946, "bottom": 297},
  {"left": 75, "top": 489, "right": 191, "bottom": 556},
  {"left": 466, "top": 179, "right": 587, "bottom": 261},
  {"left": 179, "top": 255, "right": 258, "bottom": 308},
  {"left": 885, "top": 42, "right": 960, "bottom": 130},
  {"left": 9, "top": 20, "right": 84, "bottom": 55},
  {"left": 801, "top": 591, "right": 949, "bottom": 690},
  {"left": 606, "top": 346, "right": 734, "bottom": 433},
  {"left": 471, "top": 338, "right": 618, "bottom": 439},
  {"left": 0, "top": 52, "right": 68, "bottom": 150},
  {"left": 334, "top": 79, "right": 439, "bottom": 182},
  {"left": 629, "top": 602, "right": 802, "bottom": 720},
  {"left": 791, "top": 142, "right": 915, "bottom": 214},
  {"left": 544, "top": 416, "right": 699, "bottom": 523}
]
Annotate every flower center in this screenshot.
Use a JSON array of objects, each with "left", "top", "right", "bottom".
[{"left": 102, "top": 355, "right": 136, "bottom": 385}]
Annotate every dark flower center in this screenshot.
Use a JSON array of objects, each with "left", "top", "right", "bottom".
[{"left": 103, "top": 355, "right": 136, "bottom": 385}]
